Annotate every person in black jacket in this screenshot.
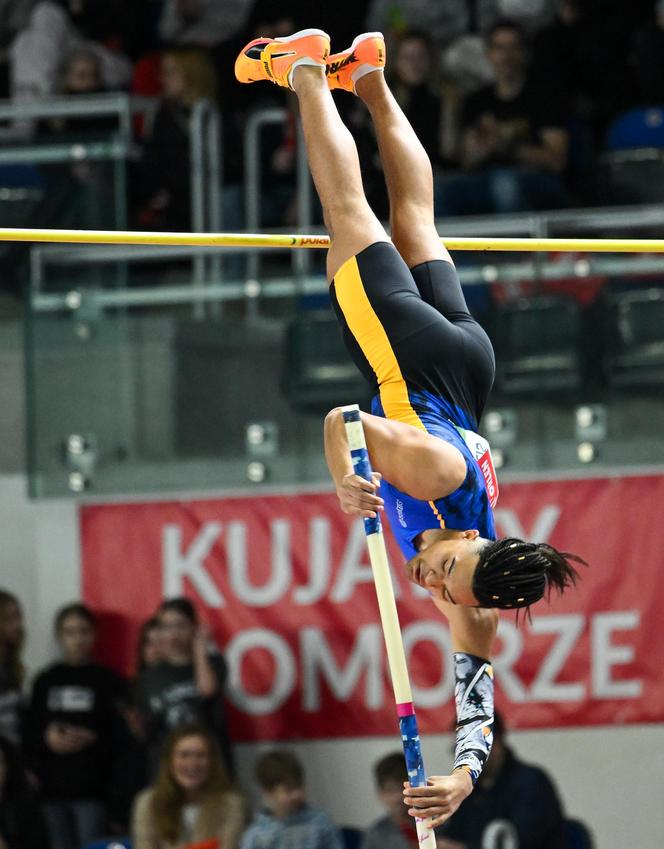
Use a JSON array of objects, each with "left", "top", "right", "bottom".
[
  {"left": 27, "top": 603, "right": 126, "bottom": 849},
  {"left": 438, "top": 712, "right": 566, "bottom": 849},
  {"left": 0, "top": 736, "right": 51, "bottom": 849}
]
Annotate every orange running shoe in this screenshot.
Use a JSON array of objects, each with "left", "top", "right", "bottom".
[
  {"left": 235, "top": 28, "right": 330, "bottom": 90},
  {"left": 326, "top": 32, "right": 385, "bottom": 94}
]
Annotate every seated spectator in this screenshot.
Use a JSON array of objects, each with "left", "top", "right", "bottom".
[
  {"left": 132, "top": 724, "right": 245, "bottom": 849},
  {"left": 362, "top": 752, "right": 416, "bottom": 849},
  {"left": 439, "top": 18, "right": 569, "bottom": 216},
  {"left": 241, "top": 750, "right": 343, "bottom": 849},
  {"left": 632, "top": 0, "right": 664, "bottom": 106},
  {"left": 438, "top": 712, "right": 566, "bottom": 849},
  {"left": 0, "top": 591, "right": 25, "bottom": 749},
  {"left": 40, "top": 50, "right": 124, "bottom": 139},
  {"left": 10, "top": 0, "right": 132, "bottom": 102},
  {"left": 159, "top": 0, "right": 252, "bottom": 48},
  {"left": 0, "top": 736, "right": 51, "bottom": 849},
  {"left": 137, "top": 48, "right": 217, "bottom": 231},
  {"left": 27, "top": 603, "right": 127, "bottom": 849},
  {"left": 134, "top": 598, "right": 232, "bottom": 779}
]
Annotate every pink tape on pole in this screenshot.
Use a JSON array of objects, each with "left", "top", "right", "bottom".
[{"left": 397, "top": 702, "right": 414, "bottom": 717}]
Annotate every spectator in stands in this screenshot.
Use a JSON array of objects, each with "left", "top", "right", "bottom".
[
  {"left": 137, "top": 48, "right": 216, "bottom": 231},
  {"left": 440, "top": 18, "right": 569, "bottom": 215},
  {"left": 362, "top": 751, "right": 415, "bottom": 849},
  {"left": 0, "top": 591, "right": 25, "bottom": 749},
  {"left": 0, "top": 0, "right": 34, "bottom": 96},
  {"left": 135, "top": 598, "right": 232, "bottom": 779},
  {"left": 0, "top": 736, "right": 52, "bottom": 849},
  {"left": 159, "top": 0, "right": 252, "bottom": 48},
  {"left": 438, "top": 712, "right": 566, "bottom": 849},
  {"left": 10, "top": 0, "right": 132, "bottom": 103},
  {"left": 136, "top": 616, "right": 165, "bottom": 674},
  {"left": 132, "top": 724, "right": 245, "bottom": 849},
  {"left": 632, "top": 0, "right": 664, "bottom": 106},
  {"left": 27, "top": 603, "right": 127, "bottom": 849},
  {"left": 241, "top": 750, "right": 343, "bottom": 849}
]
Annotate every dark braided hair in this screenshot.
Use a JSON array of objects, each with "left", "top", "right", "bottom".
[{"left": 472, "top": 537, "right": 585, "bottom": 611}]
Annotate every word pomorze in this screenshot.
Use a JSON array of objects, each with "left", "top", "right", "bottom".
[{"left": 225, "top": 611, "right": 642, "bottom": 716}]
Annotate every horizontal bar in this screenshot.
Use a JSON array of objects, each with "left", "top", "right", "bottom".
[
  {"left": 0, "top": 141, "right": 128, "bottom": 165},
  {"left": 0, "top": 93, "right": 151, "bottom": 120},
  {"left": 6, "top": 227, "right": 664, "bottom": 252}
]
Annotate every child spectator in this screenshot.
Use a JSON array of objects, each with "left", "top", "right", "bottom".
[
  {"left": 440, "top": 18, "right": 569, "bottom": 215},
  {"left": 0, "top": 736, "right": 51, "bottom": 849},
  {"left": 134, "top": 598, "right": 232, "bottom": 779},
  {"left": 137, "top": 48, "right": 217, "bottom": 231},
  {"left": 27, "top": 603, "right": 127, "bottom": 849},
  {"left": 240, "top": 750, "right": 343, "bottom": 849},
  {"left": 362, "top": 752, "right": 415, "bottom": 849},
  {"left": 0, "top": 591, "right": 25, "bottom": 749},
  {"left": 132, "top": 724, "right": 245, "bottom": 849}
]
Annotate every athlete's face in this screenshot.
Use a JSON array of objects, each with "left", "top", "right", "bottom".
[{"left": 405, "top": 531, "right": 485, "bottom": 606}]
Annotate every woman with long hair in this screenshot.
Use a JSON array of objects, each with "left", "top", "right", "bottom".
[
  {"left": 0, "top": 591, "right": 25, "bottom": 748},
  {"left": 131, "top": 725, "right": 245, "bottom": 849}
]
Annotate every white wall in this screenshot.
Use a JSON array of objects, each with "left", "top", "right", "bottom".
[{"left": 1, "top": 474, "right": 663, "bottom": 849}]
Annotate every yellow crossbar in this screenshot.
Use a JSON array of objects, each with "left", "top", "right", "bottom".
[{"left": 1, "top": 228, "right": 664, "bottom": 253}]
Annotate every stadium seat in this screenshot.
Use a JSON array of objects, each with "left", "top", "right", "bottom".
[
  {"left": 493, "top": 295, "right": 583, "bottom": 397},
  {"left": 282, "top": 311, "right": 371, "bottom": 413},
  {"left": 605, "top": 107, "right": 664, "bottom": 151},
  {"left": 601, "top": 286, "right": 664, "bottom": 389},
  {"left": 600, "top": 107, "right": 664, "bottom": 203}
]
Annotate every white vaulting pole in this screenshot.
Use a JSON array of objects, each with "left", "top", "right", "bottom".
[{"left": 341, "top": 404, "right": 436, "bottom": 849}]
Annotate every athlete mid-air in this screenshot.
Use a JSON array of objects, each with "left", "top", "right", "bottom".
[{"left": 235, "top": 29, "right": 584, "bottom": 826}]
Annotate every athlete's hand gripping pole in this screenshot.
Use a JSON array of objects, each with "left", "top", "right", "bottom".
[{"left": 341, "top": 404, "right": 436, "bottom": 849}]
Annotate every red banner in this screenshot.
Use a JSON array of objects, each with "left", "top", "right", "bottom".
[{"left": 81, "top": 474, "right": 664, "bottom": 741}]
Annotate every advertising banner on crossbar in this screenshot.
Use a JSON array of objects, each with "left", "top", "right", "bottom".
[{"left": 81, "top": 474, "right": 664, "bottom": 741}]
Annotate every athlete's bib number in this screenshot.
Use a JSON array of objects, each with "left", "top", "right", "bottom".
[{"left": 453, "top": 425, "right": 499, "bottom": 508}]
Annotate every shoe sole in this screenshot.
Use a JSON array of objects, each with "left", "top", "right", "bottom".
[{"left": 274, "top": 27, "right": 330, "bottom": 44}]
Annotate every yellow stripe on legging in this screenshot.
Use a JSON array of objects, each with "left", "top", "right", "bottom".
[
  {"left": 334, "top": 252, "right": 447, "bottom": 530},
  {"left": 334, "top": 253, "right": 424, "bottom": 430}
]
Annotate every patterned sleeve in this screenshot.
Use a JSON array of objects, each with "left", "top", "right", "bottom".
[{"left": 452, "top": 652, "right": 494, "bottom": 784}]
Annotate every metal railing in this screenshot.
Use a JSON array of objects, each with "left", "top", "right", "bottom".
[
  {"left": 0, "top": 94, "right": 155, "bottom": 231},
  {"left": 190, "top": 99, "right": 223, "bottom": 316},
  {"left": 23, "top": 202, "right": 664, "bottom": 314},
  {"left": 244, "top": 107, "right": 313, "bottom": 302},
  {"left": 0, "top": 93, "right": 224, "bottom": 307}
]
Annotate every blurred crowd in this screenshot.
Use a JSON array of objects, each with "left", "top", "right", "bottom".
[
  {"left": 0, "top": 588, "right": 586, "bottom": 849},
  {"left": 0, "top": 0, "right": 663, "bottom": 242}
]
